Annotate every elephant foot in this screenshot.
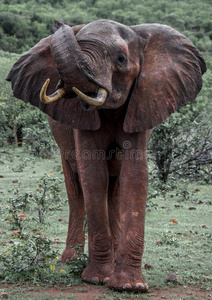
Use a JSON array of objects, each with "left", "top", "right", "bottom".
[
  {"left": 82, "top": 263, "right": 113, "bottom": 285},
  {"left": 60, "top": 245, "right": 84, "bottom": 262},
  {"left": 108, "top": 268, "right": 148, "bottom": 292}
]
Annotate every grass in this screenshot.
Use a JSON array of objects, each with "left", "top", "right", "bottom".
[
  {"left": 143, "top": 186, "right": 212, "bottom": 290},
  {"left": 0, "top": 145, "right": 212, "bottom": 299}
]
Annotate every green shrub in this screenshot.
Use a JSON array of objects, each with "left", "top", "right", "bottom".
[
  {"left": 0, "top": 232, "right": 59, "bottom": 279},
  {"left": 68, "top": 245, "right": 89, "bottom": 276},
  {"left": 2, "top": 174, "right": 64, "bottom": 229},
  {"left": 29, "top": 174, "right": 64, "bottom": 223}
]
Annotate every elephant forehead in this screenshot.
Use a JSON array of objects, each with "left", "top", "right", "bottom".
[
  {"left": 77, "top": 34, "right": 129, "bottom": 55},
  {"left": 76, "top": 19, "right": 136, "bottom": 42}
]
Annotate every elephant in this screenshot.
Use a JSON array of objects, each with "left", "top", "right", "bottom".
[{"left": 7, "top": 19, "right": 206, "bottom": 292}]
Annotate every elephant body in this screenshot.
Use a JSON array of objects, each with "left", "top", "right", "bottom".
[{"left": 7, "top": 19, "right": 206, "bottom": 292}]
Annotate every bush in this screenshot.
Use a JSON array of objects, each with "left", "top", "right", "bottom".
[
  {"left": 0, "top": 86, "right": 57, "bottom": 157},
  {"left": 20, "top": 108, "right": 57, "bottom": 158},
  {"left": 2, "top": 174, "right": 64, "bottom": 228},
  {"left": 0, "top": 233, "right": 59, "bottom": 275},
  {"left": 29, "top": 174, "right": 64, "bottom": 223},
  {"left": 0, "top": 174, "right": 64, "bottom": 281}
]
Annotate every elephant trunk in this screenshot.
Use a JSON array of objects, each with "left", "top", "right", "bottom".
[
  {"left": 50, "top": 24, "right": 93, "bottom": 93},
  {"left": 40, "top": 24, "right": 108, "bottom": 106}
]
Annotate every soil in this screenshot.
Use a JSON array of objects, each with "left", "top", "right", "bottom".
[{"left": 1, "top": 283, "right": 212, "bottom": 299}]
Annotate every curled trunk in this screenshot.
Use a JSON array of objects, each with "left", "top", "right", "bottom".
[{"left": 50, "top": 25, "right": 92, "bottom": 93}]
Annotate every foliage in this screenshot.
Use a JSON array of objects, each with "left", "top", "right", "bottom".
[
  {"left": 158, "top": 230, "right": 180, "bottom": 247},
  {"left": 0, "top": 51, "right": 24, "bottom": 146},
  {"left": 1, "top": 174, "right": 64, "bottom": 227},
  {"left": 0, "top": 170, "right": 86, "bottom": 283},
  {"left": 29, "top": 174, "right": 64, "bottom": 223},
  {"left": 11, "top": 158, "right": 30, "bottom": 173},
  {"left": 24, "top": 113, "right": 57, "bottom": 158},
  {"left": 0, "top": 0, "right": 212, "bottom": 53},
  {"left": 0, "top": 172, "right": 66, "bottom": 283},
  {"left": 0, "top": 95, "right": 57, "bottom": 157},
  {"left": 0, "top": 233, "right": 59, "bottom": 276},
  {"left": 68, "top": 245, "right": 89, "bottom": 276},
  {"left": 3, "top": 193, "right": 31, "bottom": 231}
]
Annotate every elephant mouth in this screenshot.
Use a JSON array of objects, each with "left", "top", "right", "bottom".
[{"left": 40, "top": 78, "right": 108, "bottom": 108}]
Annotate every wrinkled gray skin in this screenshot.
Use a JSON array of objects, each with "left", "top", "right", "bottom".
[{"left": 7, "top": 19, "right": 206, "bottom": 292}]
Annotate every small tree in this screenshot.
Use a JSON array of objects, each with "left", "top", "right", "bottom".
[{"left": 30, "top": 174, "right": 63, "bottom": 223}]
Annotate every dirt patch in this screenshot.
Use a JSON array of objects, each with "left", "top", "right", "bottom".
[
  {"left": 1, "top": 283, "right": 212, "bottom": 299},
  {"left": 149, "top": 286, "right": 212, "bottom": 300}
]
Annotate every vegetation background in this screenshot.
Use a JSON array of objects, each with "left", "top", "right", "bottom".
[
  {"left": 0, "top": 0, "right": 211, "bottom": 180},
  {"left": 0, "top": 0, "right": 212, "bottom": 298},
  {"left": 1, "top": 0, "right": 212, "bottom": 54}
]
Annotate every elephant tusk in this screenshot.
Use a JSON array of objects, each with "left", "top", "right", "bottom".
[
  {"left": 40, "top": 78, "right": 66, "bottom": 104},
  {"left": 72, "top": 87, "right": 107, "bottom": 106}
]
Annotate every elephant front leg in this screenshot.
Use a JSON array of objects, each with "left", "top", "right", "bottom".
[
  {"left": 108, "top": 176, "right": 120, "bottom": 256},
  {"left": 108, "top": 135, "right": 149, "bottom": 292},
  {"left": 74, "top": 141, "right": 114, "bottom": 284},
  {"left": 81, "top": 167, "right": 114, "bottom": 284}
]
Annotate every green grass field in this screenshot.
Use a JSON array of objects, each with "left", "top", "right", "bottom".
[{"left": 0, "top": 146, "right": 212, "bottom": 299}]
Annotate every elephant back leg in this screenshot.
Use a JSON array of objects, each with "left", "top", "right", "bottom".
[
  {"left": 73, "top": 129, "right": 114, "bottom": 285},
  {"left": 47, "top": 117, "right": 85, "bottom": 262},
  {"left": 60, "top": 154, "right": 85, "bottom": 262},
  {"left": 108, "top": 176, "right": 120, "bottom": 256}
]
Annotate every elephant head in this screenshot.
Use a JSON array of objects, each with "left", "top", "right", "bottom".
[{"left": 7, "top": 19, "right": 206, "bottom": 132}]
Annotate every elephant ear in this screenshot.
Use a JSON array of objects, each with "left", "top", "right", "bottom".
[
  {"left": 6, "top": 23, "right": 100, "bottom": 130},
  {"left": 124, "top": 24, "right": 207, "bottom": 133}
]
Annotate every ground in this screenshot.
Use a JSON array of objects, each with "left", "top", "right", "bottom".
[
  {"left": 0, "top": 283, "right": 212, "bottom": 300},
  {"left": 0, "top": 149, "right": 212, "bottom": 299}
]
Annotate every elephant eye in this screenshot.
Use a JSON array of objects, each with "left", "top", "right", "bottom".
[{"left": 116, "top": 53, "right": 127, "bottom": 65}]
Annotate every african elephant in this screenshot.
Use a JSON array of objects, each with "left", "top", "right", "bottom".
[{"left": 7, "top": 19, "right": 206, "bottom": 292}]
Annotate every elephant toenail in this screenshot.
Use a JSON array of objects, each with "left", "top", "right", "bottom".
[
  {"left": 123, "top": 283, "right": 132, "bottom": 290},
  {"left": 135, "top": 282, "right": 145, "bottom": 289},
  {"left": 103, "top": 277, "right": 110, "bottom": 284},
  {"left": 135, "top": 282, "right": 149, "bottom": 291},
  {"left": 91, "top": 276, "right": 99, "bottom": 284},
  {"left": 135, "top": 282, "right": 146, "bottom": 289}
]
